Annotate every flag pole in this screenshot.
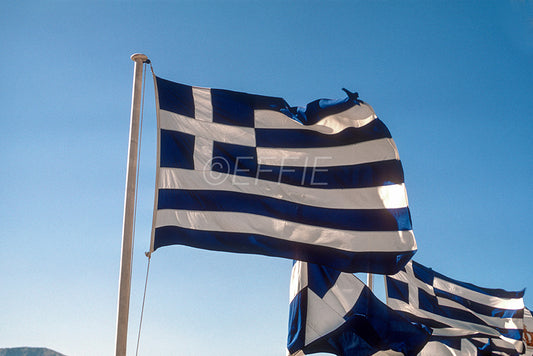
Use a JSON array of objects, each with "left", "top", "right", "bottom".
[
  {"left": 115, "top": 53, "right": 149, "bottom": 356},
  {"left": 367, "top": 273, "right": 374, "bottom": 291}
]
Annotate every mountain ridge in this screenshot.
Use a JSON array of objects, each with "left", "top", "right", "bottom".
[{"left": 0, "top": 347, "right": 66, "bottom": 356}]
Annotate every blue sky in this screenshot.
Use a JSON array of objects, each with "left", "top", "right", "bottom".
[{"left": 1, "top": 1, "right": 532, "bottom": 355}]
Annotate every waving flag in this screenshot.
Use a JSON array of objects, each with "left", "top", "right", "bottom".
[
  {"left": 386, "top": 260, "right": 525, "bottom": 355},
  {"left": 150, "top": 75, "right": 416, "bottom": 273},
  {"left": 287, "top": 261, "right": 431, "bottom": 355}
]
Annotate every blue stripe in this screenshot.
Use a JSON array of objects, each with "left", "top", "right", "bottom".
[
  {"left": 211, "top": 89, "right": 255, "bottom": 128},
  {"left": 287, "top": 288, "right": 307, "bottom": 353},
  {"left": 434, "top": 288, "right": 524, "bottom": 319},
  {"left": 212, "top": 142, "right": 405, "bottom": 189},
  {"left": 211, "top": 88, "right": 288, "bottom": 127},
  {"left": 156, "top": 77, "right": 194, "bottom": 118},
  {"left": 154, "top": 225, "right": 415, "bottom": 274},
  {"left": 211, "top": 141, "right": 258, "bottom": 178},
  {"left": 160, "top": 129, "right": 195, "bottom": 169},
  {"left": 157, "top": 189, "right": 412, "bottom": 231},
  {"left": 254, "top": 159, "right": 404, "bottom": 189},
  {"left": 255, "top": 119, "right": 391, "bottom": 148},
  {"left": 217, "top": 160, "right": 406, "bottom": 189}
]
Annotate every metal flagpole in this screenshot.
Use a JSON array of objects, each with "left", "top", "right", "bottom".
[
  {"left": 115, "top": 53, "right": 149, "bottom": 356},
  {"left": 367, "top": 273, "right": 374, "bottom": 291}
]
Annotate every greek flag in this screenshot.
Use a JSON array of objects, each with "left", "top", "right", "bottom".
[
  {"left": 386, "top": 260, "right": 525, "bottom": 355},
  {"left": 150, "top": 75, "right": 416, "bottom": 273},
  {"left": 287, "top": 261, "right": 431, "bottom": 356}
]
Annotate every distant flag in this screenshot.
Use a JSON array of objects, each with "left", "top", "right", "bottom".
[
  {"left": 287, "top": 261, "right": 431, "bottom": 356},
  {"left": 524, "top": 308, "right": 533, "bottom": 356},
  {"left": 386, "top": 260, "right": 525, "bottom": 355},
  {"left": 150, "top": 75, "right": 416, "bottom": 273}
]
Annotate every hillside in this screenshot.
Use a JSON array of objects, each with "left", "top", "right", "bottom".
[{"left": 0, "top": 348, "right": 66, "bottom": 356}]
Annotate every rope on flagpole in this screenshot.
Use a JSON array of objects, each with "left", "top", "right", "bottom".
[
  {"left": 135, "top": 253, "right": 151, "bottom": 356},
  {"left": 133, "top": 60, "right": 151, "bottom": 356}
]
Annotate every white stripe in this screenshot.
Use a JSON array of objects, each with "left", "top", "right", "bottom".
[
  {"left": 158, "top": 168, "right": 409, "bottom": 210},
  {"left": 192, "top": 87, "right": 212, "bottom": 122},
  {"left": 193, "top": 136, "right": 213, "bottom": 170},
  {"left": 190, "top": 84, "right": 214, "bottom": 170},
  {"left": 254, "top": 102, "right": 377, "bottom": 134},
  {"left": 290, "top": 261, "right": 308, "bottom": 302},
  {"left": 155, "top": 210, "right": 416, "bottom": 253},
  {"left": 257, "top": 138, "right": 399, "bottom": 167},
  {"left": 433, "top": 277, "right": 524, "bottom": 310},
  {"left": 160, "top": 109, "right": 256, "bottom": 146},
  {"left": 430, "top": 327, "right": 479, "bottom": 338}
]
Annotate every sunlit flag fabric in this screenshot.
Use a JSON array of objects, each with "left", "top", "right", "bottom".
[
  {"left": 150, "top": 75, "right": 417, "bottom": 273},
  {"left": 287, "top": 261, "right": 431, "bottom": 356},
  {"left": 386, "top": 260, "right": 525, "bottom": 355},
  {"left": 524, "top": 308, "right": 533, "bottom": 356}
]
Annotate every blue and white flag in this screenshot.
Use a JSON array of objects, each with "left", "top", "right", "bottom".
[
  {"left": 150, "top": 75, "right": 416, "bottom": 273},
  {"left": 287, "top": 261, "right": 431, "bottom": 356},
  {"left": 386, "top": 260, "right": 525, "bottom": 355}
]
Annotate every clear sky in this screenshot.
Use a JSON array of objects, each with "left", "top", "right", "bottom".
[{"left": 1, "top": 1, "right": 532, "bottom": 355}]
